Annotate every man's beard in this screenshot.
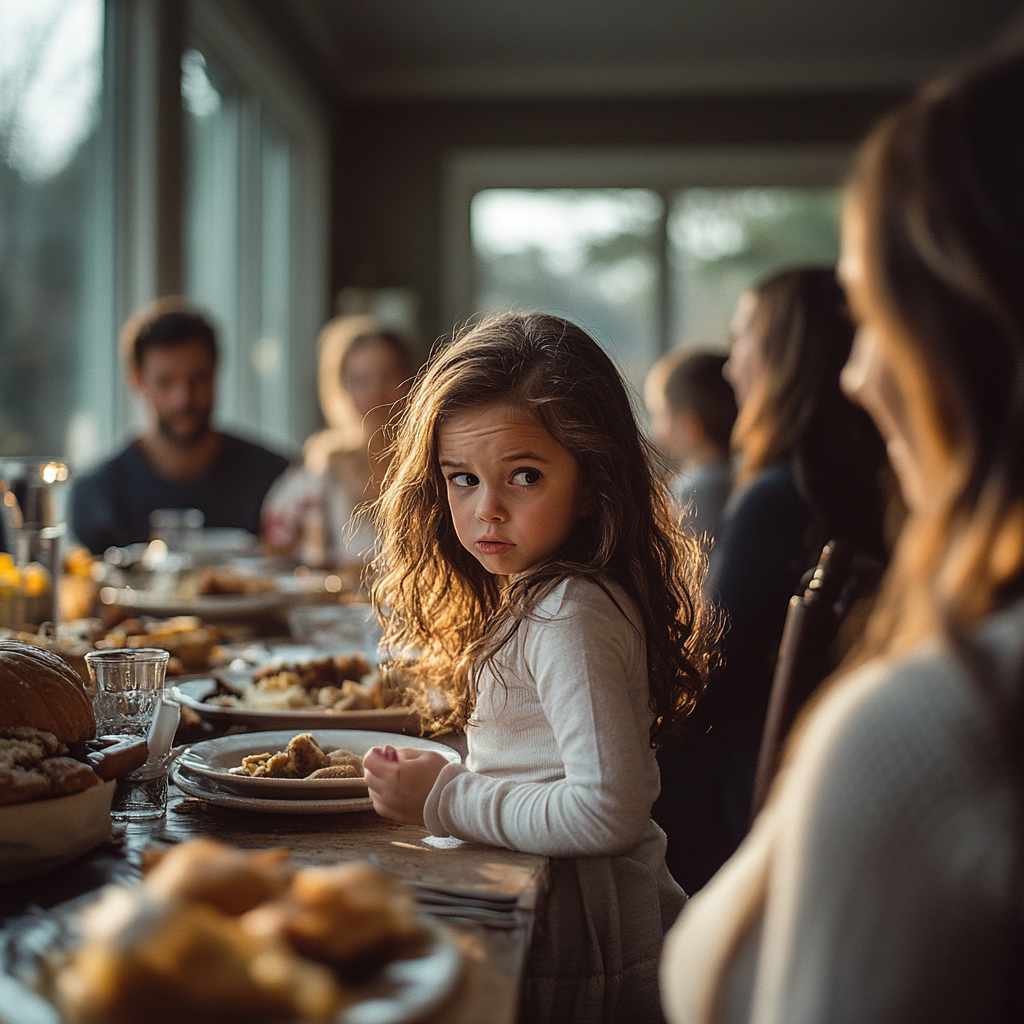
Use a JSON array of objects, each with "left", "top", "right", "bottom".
[{"left": 157, "top": 409, "right": 212, "bottom": 448}]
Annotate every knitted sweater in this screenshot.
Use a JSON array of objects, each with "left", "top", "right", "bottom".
[{"left": 660, "top": 597, "right": 1024, "bottom": 1024}]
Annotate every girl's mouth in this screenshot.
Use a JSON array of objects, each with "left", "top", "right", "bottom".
[{"left": 476, "top": 539, "right": 513, "bottom": 556}]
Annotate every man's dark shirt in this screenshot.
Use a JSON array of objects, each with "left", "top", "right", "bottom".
[{"left": 70, "top": 433, "right": 291, "bottom": 553}]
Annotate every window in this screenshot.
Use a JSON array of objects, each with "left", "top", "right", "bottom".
[
  {"left": 472, "top": 189, "right": 663, "bottom": 390},
  {"left": 668, "top": 186, "right": 842, "bottom": 348},
  {"left": 182, "top": 3, "right": 329, "bottom": 452},
  {"left": 0, "top": 0, "right": 107, "bottom": 463},
  {"left": 452, "top": 146, "right": 851, "bottom": 400}
]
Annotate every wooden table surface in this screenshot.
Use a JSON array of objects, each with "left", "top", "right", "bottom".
[{"left": 0, "top": 782, "right": 549, "bottom": 1024}]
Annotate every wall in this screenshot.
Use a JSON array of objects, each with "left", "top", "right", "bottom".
[{"left": 333, "top": 90, "right": 906, "bottom": 345}]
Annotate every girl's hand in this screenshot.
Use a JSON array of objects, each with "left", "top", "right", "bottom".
[{"left": 363, "top": 745, "right": 451, "bottom": 825}]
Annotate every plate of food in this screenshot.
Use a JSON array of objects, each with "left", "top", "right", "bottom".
[
  {"left": 100, "top": 567, "right": 335, "bottom": 621},
  {"left": 177, "top": 729, "right": 459, "bottom": 802},
  {"left": 0, "top": 839, "right": 462, "bottom": 1024},
  {"left": 172, "top": 651, "right": 422, "bottom": 734}
]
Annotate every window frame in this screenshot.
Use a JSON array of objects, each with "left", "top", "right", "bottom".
[{"left": 443, "top": 145, "right": 854, "bottom": 355}]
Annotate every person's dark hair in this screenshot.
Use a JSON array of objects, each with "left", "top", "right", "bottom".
[
  {"left": 122, "top": 297, "right": 217, "bottom": 370},
  {"left": 734, "top": 266, "right": 892, "bottom": 560},
  {"left": 847, "top": 43, "right": 1024, "bottom": 648},
  {"left": 662, "top": 352, "right": 737, "bottom": 455},
  {"left": 371, "top": 312, "right": 721, "bottom": 744}
]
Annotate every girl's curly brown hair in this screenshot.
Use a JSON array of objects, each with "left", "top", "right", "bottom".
[{"left": 370, "top": 312, "right": 721, "bottom": 745}]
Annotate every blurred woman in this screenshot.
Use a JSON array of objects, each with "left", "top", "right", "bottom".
[
  {"left": 654, "top": 268, "right": 892, "bottom": 895},
  {"left": 662, "top": 44, "right": 1024, "bottom": 1023},
  {"left": 262, "top": 316, "right": 415, "bottom": 566}
]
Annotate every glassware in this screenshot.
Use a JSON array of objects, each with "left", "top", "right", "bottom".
[
  {"left": 85, "top": 648, "right": 171, "bottom": 821},
  {"left": 0, "top": 458, "right": 71, "bottom": 628}
]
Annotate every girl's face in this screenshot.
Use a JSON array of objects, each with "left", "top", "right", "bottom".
[
  {"left": 343, "top": 340, "right": 410, "bottom": 429},
  {"left": 724, "top": 290, "right": 765, "bottom": 411},
  {"left": 437, "top": 402, "right": 582, "bottom": 576}
]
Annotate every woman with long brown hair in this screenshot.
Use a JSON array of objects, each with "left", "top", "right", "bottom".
[
  {"left": 655, "top": 267, "right": 891, "bottom": 895},
  {"left": 661, "top": 43, "right": 1024, "bottom": 1024}
]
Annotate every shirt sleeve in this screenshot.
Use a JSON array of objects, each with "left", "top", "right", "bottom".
[
  {"left": 424, "top": 582, "right": 656, "bottom": 857},
  {"left": 69, "top": 472, "right": 120, "bottom": 554}
]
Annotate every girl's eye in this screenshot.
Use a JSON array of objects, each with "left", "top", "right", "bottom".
[
  {"left": 448, "top": 472, "right": 478, "bottom": 487},
  {"left": 511, "top": 468, "right": 541, "bottom": 486}
]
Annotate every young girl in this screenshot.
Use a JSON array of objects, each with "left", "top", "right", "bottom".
[{"left": 362, "top": 313, "right": 719, "bottom": 1023}]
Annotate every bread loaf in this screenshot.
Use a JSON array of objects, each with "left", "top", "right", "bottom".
[{"left": 0, "top": 640, "right": 96, "bottom": 743}]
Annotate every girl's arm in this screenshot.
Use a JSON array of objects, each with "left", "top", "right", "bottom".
[{"left": 424, "top": 580, "right": 657, "bottom": 857}]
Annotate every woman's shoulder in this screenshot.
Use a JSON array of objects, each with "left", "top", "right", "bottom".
[{"left": 786, "top": 598, "right": 1024, "bottom": 818}]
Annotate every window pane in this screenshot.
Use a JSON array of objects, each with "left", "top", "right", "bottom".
[
  {"left": 668, "top": 187, "right": 842, "bottom": 349},
  {"left": 472, "top": 188, "right": 663, "bottom": 397},
  {"left": 183, "top": 47, "right": 295, "bottom": 450},
  {"left": 0, "top": 0, "right": 105, "bottom": 461},
  {"left": 183, "top": 48, "right": 243, "bottom": 424}
]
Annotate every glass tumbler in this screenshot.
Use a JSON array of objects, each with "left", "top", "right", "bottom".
[{"left": 85, "top": 648, "right": 171, "bottom": 821}]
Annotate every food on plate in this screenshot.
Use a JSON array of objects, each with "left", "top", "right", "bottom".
[
  {"left": 0, "top": 641, "right": 148, "bottom": 805},
  {"left": 0, "top": 725, "right": 100, "bottom": 805},
  {"left": 229, "top": 733, "right": 363, "bottom": 780},
  {"left": 241, "top": 861, "right": 427, "bottom": 973},
  {"left": 53, "top": 886, "right": 342, "bottom": 1024},
  {"left": 143, "top": 838, "right": 293, "bottom": 914},
  {"left": 198, "top": 567, "right": 277, "bottom": 596},
  {"left": 52, "top": 839, "right": 431, "bottom": 1024},
  {"left": 207, "top": 653, "right": 410, "bottom": 713},
  {"left": 93, "top": 615, "right": 224, "bottom": 674}
]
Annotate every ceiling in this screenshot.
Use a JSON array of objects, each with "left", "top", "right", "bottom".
[{"left": 282, "top": 0, "right": 1024, "bottom": 100}]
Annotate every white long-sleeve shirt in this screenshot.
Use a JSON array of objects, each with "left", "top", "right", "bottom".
[{"left": 424, "top": 575, "right": 664, "bottom": 858}]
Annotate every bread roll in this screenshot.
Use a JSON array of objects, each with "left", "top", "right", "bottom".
[{"left": 0, "top": 640, "right": 96, "bottom": 743}]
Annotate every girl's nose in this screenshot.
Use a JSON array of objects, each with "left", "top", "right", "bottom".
[{"left": 475, "top": 489, "right": 507, "bottom": 522}]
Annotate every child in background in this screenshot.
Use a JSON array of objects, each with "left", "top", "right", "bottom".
[
  {"left": 645, "top": 351, "right": 737, "bottom": 540},
  {"left": 363, "top": 313, "right": 719, "bottom": 1024}
]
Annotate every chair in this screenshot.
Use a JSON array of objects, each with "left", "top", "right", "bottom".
[{"left": 748, "top": 539, "right": 882, "bottom": 822}]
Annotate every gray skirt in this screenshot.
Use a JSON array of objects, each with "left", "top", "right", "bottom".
[{"left": 521, "top": 832, "right": 687, "bottom": 1024}]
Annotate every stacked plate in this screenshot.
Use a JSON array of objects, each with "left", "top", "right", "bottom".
[{"left": 173, "top": 729, "right": 461, "bottom": 815}]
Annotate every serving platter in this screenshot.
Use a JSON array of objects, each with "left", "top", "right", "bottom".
[
  {"left": 176, "top": 729, "right": 459, "bottom": 799},
  {"left": 172, "top": 677, "right": 421, "bottom": 734},
  {"left": 0, "top": 901, "right": 461, "bottom": 1024}
]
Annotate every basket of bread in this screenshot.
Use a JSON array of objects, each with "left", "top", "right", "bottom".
[{"left": 0, "top": 640, "right": 149, "bottom": 882}]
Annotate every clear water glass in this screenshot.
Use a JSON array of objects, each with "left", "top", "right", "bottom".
[{"left": 85, "top": 648, "right": 170, "bottom": 821}]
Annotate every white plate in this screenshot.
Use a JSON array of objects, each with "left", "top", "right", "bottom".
[
  {"left": 102, "top": 587, "right": 307, "bottom": 621},
  {"left": 172, "top": 767, "right": 378, "bottom": 813},
  {"left": 173, "top": 677, "right": 421, "bottom": 734},
  {"left": 177, "top": 729, "right": 460, "bottom": 800},
  {"left": 0, "top": 781, "right": 115, "bottom": 883},
  {"left": 0, "top": 907, "right": 461, "bottom": 1024}
]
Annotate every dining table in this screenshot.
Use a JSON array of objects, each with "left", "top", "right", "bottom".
[
  {"left": 0, "top": 665, "right": 550, "bottom": 1024},
  {"left": 1, "top": 562, "right": 550, "bottom": 1024},
  {"left": 0, "top": 772, "right": 549, "bottom": 1024}
]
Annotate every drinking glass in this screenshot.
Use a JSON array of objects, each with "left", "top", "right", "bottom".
[{"left": 85, "top": 648, "right": 171, "bottom": 821}]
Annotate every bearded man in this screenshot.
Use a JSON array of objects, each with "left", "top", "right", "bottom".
[{"left": 71, "top": 299, "right": 290, "bottom": 553}]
